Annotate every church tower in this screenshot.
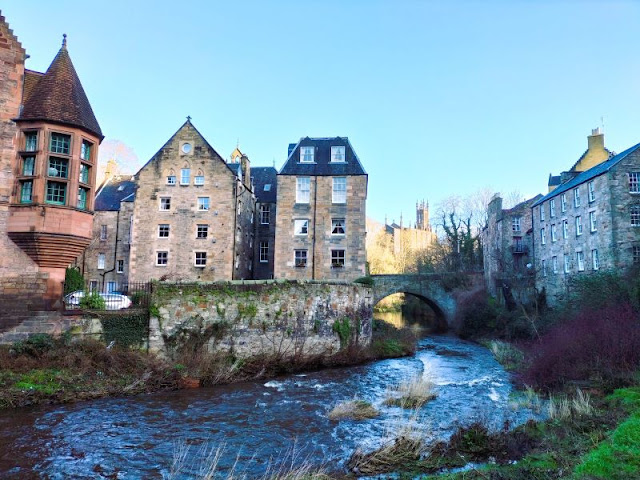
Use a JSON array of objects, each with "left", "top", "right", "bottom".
[{"left": 416, "top": 200, "right": 429, "bottom": 231}]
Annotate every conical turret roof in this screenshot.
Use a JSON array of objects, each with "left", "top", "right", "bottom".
[{"left": 19, "top": 37, "right": 102, "bottom": 139}]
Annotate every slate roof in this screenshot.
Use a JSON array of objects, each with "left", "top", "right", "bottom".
[
  {"left": 279, "top": 137, "right": 367, "bottom": 176},
  {"left": 533, "top": 142, "right": 640, "bottom": 207},
  {"left": 548, "top": 174, "right": 561, "bottom": 188},
  {"left": 18, "top": 41, "right": 103, "bottom": 139},
  {"left": 94, "top": 177, "right": 137, "bottom": 211},
  {"left": 251, "top": 166, "right": 277, "bottom": 203},
  {"left": 505, "top": 194, "right": 543, "bottom": 213}
]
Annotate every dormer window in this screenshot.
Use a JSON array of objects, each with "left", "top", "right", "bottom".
[
  {"left": 50, "top": 133, "right": 70, "bottom": 155},
  {"left": 264, "top": 184, "right": 271, "bottom": 191},
  {"left": 300, "top": 146, "right": 314, "bottom": 163},
  {"left": 331, "top": 146, "right": 345, "bottom": 162},
  {"left": 24, "top": 131, "right": 38, "bottom": 151}
]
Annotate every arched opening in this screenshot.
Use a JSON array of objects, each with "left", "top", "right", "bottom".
[{"left": 374, "top": 292, "right": 447, "bottom": 334}]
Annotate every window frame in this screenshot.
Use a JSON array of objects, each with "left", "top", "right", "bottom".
[
  {"left": 197, "top": 196, "right": 210, "bottom": 211},
  {"left": 540, "top": 227, "right": 546, "bottom": 245},
  {"left": 590, "top": 211, "right": 597, "bottom": 232},
  {"left": 167, "top": 175, "right": 176, "bottom": 185},
  {"left": 331, "top": 249, "right": 346, "bottom": 268},
  {"left": 22, "top": 155, "right": 35, "bottom": 176},
  {"left": 160, "top": 197, "right": 171, "bottom": 211},
  {"left": 330, "top": 146, "right": 346, "bottom": 163},
  {"left": 588, "top": 181, "right": 595, "bottom": 202},
  {"left": 49, "top": 132, "right": 71, "bottom": 155},
  {"left": 194, "top": 251, "right": 207, "bottom": 267},
  {"left": 563, "top": 254, "right": 570, "bottom": 273},
  {"left": 180, "top": 168, "right": 191, "bottom": 185},
  {"left": 78, "top": 187, "right": 88, "bottom": 210},
  {"left": 551, "top": 224, "right": 557, "bottom": 242},
  {"left": 45, "top": 181, "right": 66, "bottom": 205},
  {"left": 294, "top": 249, "right": 307, "bottom": 267},
  {"left": 332, "top": 177, "right": 347, "bottom": 204},
  {"left": 562, "top": 219, "right": 568, "bottom": 239},
  {"left": 552, "top": 256, "right": 558, "bottom": 273},
  {"left": 117, "top": 259, "right": 124, "bottom": 273},
  {"left": 550, "top": 199, "right": 556, "bottom": 218},
  {"left": 561, "top": 194, "right": 567, "bottom": 213},
  {"left": 630, "top": 172, "right": 640, "bottom": 194},
  {"left": 196, "top": 224, "right": 208, "bottom": 239},
  {"left": 540, "top": 205, "right": 545, "bottom": 222},
  {"left": 541, "top": 259, "right": 547, "bottom": 277},
  {"left": 158, "top": 224, "right": 170, "bottom": 238},
  {"left": 294, "top": 219, "right": 309, "bottom": 236},
  {"left": 300, "top": 146, "right": 314, "bottom": 163},
  {"left": 80, "top": 140, "right": 93, "bottom": 161},
  {"left": 47, "top": 156, "right": 69, "bottom": 179},
  {"left": 331, "top": 218, "right": 346, "bottom": 235},
  {"left": 20, "top": 180, "right": 33, "bottom": 204},
  {"left": 24, "top": 131, "right": 38, "bottom": 152},
  {"left": 260, "top": 204, "right": 270, "bottom": 224},
  {"left": 592, "top": 249, "right": 600, "bottom": 270},
  {"left": 156, "top": 251, "right": 168, "bottom": 266},
  {"left": 100, "top": 225, "right": 107, "bottom": 241},
  {"left": 296, "top": 177, "right": 310, "bottom": 203},
  {"left": 574, "top": 187, "right": 581, "bottom": 208},
  {"left": 577, "top": 251, "right": 585, "bottom": 271},
  {"left": 575, "top": 215, "right": 583, "bottom": 236},
  {"left": 259, "top": 241, "right": 269, "bottom": 263},
  {"left": 97, "top": 253, "right": 106, "bottom": 270}
]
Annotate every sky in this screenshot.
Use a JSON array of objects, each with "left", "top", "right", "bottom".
[{"left": 4, "top": 1, "right": 640, "bottom": 225}]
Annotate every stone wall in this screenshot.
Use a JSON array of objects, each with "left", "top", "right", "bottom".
[{"left": 148, "top": 280, "right": 373, "bottom": 360}]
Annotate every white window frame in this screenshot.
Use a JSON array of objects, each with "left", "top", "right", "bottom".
[
  {"left": 100, "top": 225, "right": 107, "bottom": 241},
  {"left": 330, "top": 146, "right": 345, "bottom": 163},
  {"left": 633, "top": 246, "right": 640, "bottom": 264},
  {"left": 106, "top": 281, "right": 117, "bottom": 294},
  {"left": 117, "top": 259, "right": 124, "bottom": 273},
  {"left": 588, "top": 181, "right": 595, "bottom": 202},
  {"left": 552, "top": 256, "right": 558, "bottom": 273},
  {"left": 331, "top": 218, "right": 346, "bottom": 235},
  {"left": 260, "top": 204, "right": 270, "bottom": 224},
  {"left": 541, "top": 259, "right": 547, "bottom": 277},
  {"left": 331, "top": 249, "right": 346, "bottom": 268},
  {"left": 160, "top": 197, "right": 171, "bottom": 211},
  {"left": 158, "top": 224, "right": 170, "bottom": 238},
  {"left": 589, "top": 211, "right": 597, "bottom": 232},
  {"left": 294, "top": 219, "right": 309, "bottom": 236},
  {"left": 180, "top": 168, "right": 190, "bottom": 185},
  {"left": 97, "top": 253, "right": 105, "bottom": 270},
  {"left": 167, "top": 175, "right": 176, "bottom": 185},
  {"left": 332, "top": 177, "right": 347, "bottom": 204},
  {"left": 512, "top": 217, "right": 521, "bottom": 233},
  {"left": 540, "top": 228, "right": 546, "bottom": 245},
  {"left": 564, "top": 254, "right": 570, "bottom": 273},
  {"left": 294, "top": 249, "right": 307, "bottom": 267},
  {"left": 577, "top": 251, "right": 585, "bottom": 271},
  {"left": 550, "top": 199, "right": 556, "bottom": 218},
  {"left": 194, "top": 174, "right": 205, "bottom": 186},
  {"left": 574, "top": 187, "right": 580, "bottom": 208},
  {"left": 551, "top": 224, "right": 557, "bottom": 242},
  {"left": 198, "top": 197, "right": 210, "bottom": 211},
  {"left": 296, "top": 177, "right": 310, "bottom": 203},
  {"left": 629, "top": 172, "right": 640, "bottom": 193},
  {"left": 631, "top": 205, "right": 640, "bottom": 226},
  {"left": 156, "top": 251, "right": 168, "bottom": 266},
  {"left": 259, "top": 241, "right": 269, "bottom": 263},
  {"left": 562, "top": 220, "right": 568, "bottom": 239},
  {"left": 195, "top": 251, "right": 207, "bottom": 267},
  {"left": 592, "top": 249, "right": 600, "bottom": 270},
  {"left": 561, "top": 194, "right": 566, "bottom": 213},
  {"left": 540, "top": 205, "right": 545, "bottom": 222},
  {"left": 300, "top": 146, "right": 314, "bottom": 163},
  {"left": 575, "top": 216, "right": 582, "bottom": 236}
]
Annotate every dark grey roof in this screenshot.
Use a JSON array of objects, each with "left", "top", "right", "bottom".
[
  {"left": 279, "top": 137, "right": 367, "bottom": 176},
  {"left": 548, "top": 174, "right": 561, "bottom": 187},
  {"left": 95, "top": 177, "right": 136, "bottom": 211},
  {"left": 533, "top": 142, "right": 640, "bottom": 208},
  {"left": 505, "top": 194, "right": 543, "bottom": 213},
  {"left": 226, "top": 162, "right": 242, "bottom": 177},
  {"left": 251, "top": 166, "right": 277, "bottom": 203}
]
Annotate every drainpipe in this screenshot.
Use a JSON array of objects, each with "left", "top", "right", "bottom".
[
  {"left": 311, "top": 176, "right": 318, "bottom": 280},
  {"left": 232, "top": 180, "right": 239, "bottom": 280}
]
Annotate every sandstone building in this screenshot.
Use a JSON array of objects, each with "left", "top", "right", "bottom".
[
  {"left": 274, "top": 137, "right": 367, "bottom": 280},
  {"left": 0, "top": 13, "right": 101, "bottom": 313},
  {"left": 384, "top": 201, "right": 435, "bottom": 256}
]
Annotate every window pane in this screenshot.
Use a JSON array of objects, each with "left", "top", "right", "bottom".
[
  {"left": 81, "top": 141, "right": 92, "bottom": 160},
  {"left": 20, "top": 181, "right": 33, "bottom": 203},
  {"left": 48, "top": 157, "right": 68, "bottom": 178},
  {"left": 198, "top": 197, "right": 210, "bottom": 210},
  {"left": 22, "top": 156, "right": 35, "bottom": 176},
  {"left": 296, "top": 177, "right": 310, "bottom": 203},
  {"left": 78, "top": 187, "right": 87, "bottom": 209},
  {"left": 46, "top": 181, "right": 66, "bottom": 205},
  {"left": 181, "top": 168, "right": 190, "bottom": 185},
  {"left": 80, "top": 163, "right": 90, "bottom": 183},
  {"left": 25, "top": 132, "right": 38, "bottom": 151},
  {"left": 332, "top": 177, "right": 346, "bottom": 203},
  {"left": 50, "top": 133, "right": 70, "bottom": 154}
]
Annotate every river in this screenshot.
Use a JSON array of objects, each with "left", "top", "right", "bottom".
[{"left": 0, "top": 312, "right": 541, "bottom": 479}]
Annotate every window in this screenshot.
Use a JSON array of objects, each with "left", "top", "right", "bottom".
[
  {"left": 294, "top": 219, "right": 309, "bottom": 235},
  {"left": 562, "top": 220, "right": 568, "bottom": 239},
  {"left": 24, "top": 131, "right": 37, "bottom": 151},
  {"left": 590, "top": 211, "right": 597, "bottom": 232},
  {"left": 294, "top": 249, "right": 307, "bottom": 267},
  {"left": 260, "top": 242, "right": 269, "bottom": 263},
  {"left": 198, "top": 197, "right": 210, "bottom": 211},
  {"left": 552, "top": 256, "right": 558, "bottom": 273},
  {"left": 630, "top": 172, "right": 640, "bottom": 193},
  {"left": 631, "top": 205, "right": 640, "bottom": 226},
  {"left": 575, "top": 216, "right": 583, "bottom": 236},
  {"left": 20, "top": 181, "right": 32, "bottom": 203},
  {"left": 332, "top": 177, "right": 347, "bottom": 203},
  {"left": 98, "top": 253, "right": 105, "bottom": 270},
  {"left": 551, "top": 224, "right": 557, "bottom": 242},
  {"left": 158, "top": 224, "right": 170, "bottom": 238},
  {"left": 577, "top": 251, "right": 585, "bottom": 271},
  {"left": 512, "top": 217, "right": 521, "bottom": 232},
  {"left": 195, "top": 252, "right": 207, "bottom": 267},
  {"left": 89, "top": 280, "right": 98, "bottom": 292},
  {"left": 574, "top": 188, "right": 580, "bottom": 208},
  {"left": 550, "top": 199, "right": 556, "bottom": 218},
  {"left": 156, "top": 251, "right": 168, "bottom": 266},
  {"left": 160, "top": 197, "right": 171, "bottom": 211},
  {"left": 331, "top": 146, "right": 345, "bottom": 162},
  {"left": 260, "top": 204, "right": 270, "bottom": 224},
  {"left": 49, "top": 132, "right": 70, "bottom": 154},
  {"left": 264, "top": 184, "right": 271, "bottom": 191},
  {"left": 48, "top": 157, "right": 68, "bottom": 178},
  {"left": 180, "top": 168, "right": 190, "bottom": 185},
  {"left": 633, "top": 246, "right": 640, "bottom": 264},
  {"left": 22, "top": 156, "right": 35, "bottom": 176},
  {"left": 540, "top": 205, "right": 545, "bottom": 221},
  {"left": 563, "top": 254, "right": 570, "bottom": 273},
  {"left": 592, "top": 249, "right": 600, "bottom": 270},
  {"left": 296, "top": 177, "right": 310, "bottom": 203},
  {"left": 117, "top": 259, "right": 124, "bottom": 273},
  {"left": 100, "top": 225, "right": 107, "bottom": 240},
  {"left": 167, "top": 175, "right": 176, "bottom": 185},
  {"left": 561, "top": 194, "right": 566, "bottom": 213},
  {"left": 46, "top": 181, "right": 66, "bottom": 205},
  {"left": 332, "top": 218, "right": 346, "bottom": 235},
  {"left": 197, "top": 224, "right": 208, "bottom": 239},
  {"left": 78, "top": 187, "right": 88, "bottom": 209},
  {"left": 79, "top": 163, "right": 90, "bottom": 184},
  {"left": 541, "top": 259, "right": 547, "bottom": 277},
  {"left": 106, "top": 281, "right": 117, "bottom": 293},
  {"left": 540, "top": 228, "right": 546, "bottom": 245},
  {"left": 300, "top": 146, "right": 314, "bottom": 163},
  {"left": 331, "top": 249, "right": 345, "bottom": 268},
  {"left": 588, "top": 181, "right": 595, "bottom": 202},
  {"left": 80, "top": 140, "right": 92, "bottom": 161},
  {"left": 194, "top": 172, "right": 204, "bottom": 185}
]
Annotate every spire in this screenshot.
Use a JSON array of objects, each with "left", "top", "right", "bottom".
[{"left": 18, "top": 39, "right": 103, "bottom": 139}]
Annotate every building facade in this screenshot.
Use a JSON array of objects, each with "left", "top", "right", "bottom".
[
  {"left": 532, "top": 135, "right": 640, "bottom": 305},
  {"left": 251, "top": 166, "right": 277, "bottom": 279},
  {"left": 0, "top": 13, "right": 101, "bottom": 310},
  {"left": 274, "top": 137, "right": 367, "bottom": 281}
]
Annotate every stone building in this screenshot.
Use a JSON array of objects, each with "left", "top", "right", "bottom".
[
  {"left": 274, "top": 137, "right": 367, "bottom": 280},
  {"left": 127, "top": 119, "right": 255, "bottom": 282},
  {"left": 384, "top": 201, "right": 435, "bottom": 256},
  {"left": 531, "top": 132, "right": 640, "bottom": 305},
  {"left": 482, "top": 194, "right": 542, "bottom": 304},
  {"left": 0, "top": 13, "right": 101, "bottom": 313},
  {"left": 251, "top": 166, "right": 277, "bottom": 279}
]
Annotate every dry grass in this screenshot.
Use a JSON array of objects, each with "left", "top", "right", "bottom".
[
  {"left": 509, "top": 385, "right": 543, "bottom": 413},
  {"left": 328, "top": 398, "right": 379, "bottom": 421},
  {"left": 384, "top": 375, "right": 437, "bottom": 409},
  {"left": 548, "top": 388, "right": 594, "bottom": 420}
]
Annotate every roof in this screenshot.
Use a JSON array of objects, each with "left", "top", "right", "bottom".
[
  {"left": 22, "top": 70, "right": 44, "bottom": 104},
  {"left": 505, "top": 194, "right": 543, "bottom": 213},
  {"left": 548, "top": 174, "right": 561, "bottom": 187},
  {"left": 18, "top": 41, "right": 103, "bottom": 139},
  {"left": 279, "top": 137, "right": 367, "bottom": 176},
  {"left": 94, "top": 177, "right": 137, "bottom": 211},
  {"left": 251, "top": 166, "right": 277, "bottom": 203},
  {"left": 533, "top": 142, "right": 640, "bottom": 207}
]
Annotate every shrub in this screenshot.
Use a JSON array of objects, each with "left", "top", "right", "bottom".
[
  {"left": 454, "top": 286, "right": 500, "bottom": 339},
  {"left": 63, "top": 267, "right": 84, "bottom": 295},
  {"left": 354, "top": 276, "right": 374, "bottom": 286},
  {"left": 11, "top": 333, "right": 55, "bottom": 358},
  {"left": 80, "top": 291, "right": 106, "bottom": 310},
  {"left": 520, "top": 303, "right": 640, "bottom": 391}
]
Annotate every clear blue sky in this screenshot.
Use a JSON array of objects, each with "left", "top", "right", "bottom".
[{"left": 5, "top": 1, "right": 640, "bottom": 224}]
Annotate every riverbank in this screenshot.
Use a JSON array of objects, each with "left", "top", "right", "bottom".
[{"left": 0, "top": 319, "right": 416, "bottom": 410}]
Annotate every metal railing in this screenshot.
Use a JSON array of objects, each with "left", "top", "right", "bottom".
[{"left": 63, "top": 281, "right": 152, "bottom": 311}]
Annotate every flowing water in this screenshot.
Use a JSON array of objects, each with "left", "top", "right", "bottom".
[{"left": 0, "top": 312, "right": 542, "bottom": 479}]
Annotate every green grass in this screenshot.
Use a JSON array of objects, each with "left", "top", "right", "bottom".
[{"left": 13, "top": 369, "right": 64, "bottom": 395}]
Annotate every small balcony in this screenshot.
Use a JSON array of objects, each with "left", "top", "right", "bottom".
[{"left": 511, "top": 244, "right": 529, "bottom": 255}]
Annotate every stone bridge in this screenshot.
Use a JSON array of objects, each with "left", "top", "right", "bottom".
[{"left": 371, "top": 274, "right": 472, "bottom": 327}]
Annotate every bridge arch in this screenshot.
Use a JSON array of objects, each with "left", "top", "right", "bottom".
[{"left": 371, "top": 274, "right": 457, "bottom": 328}]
